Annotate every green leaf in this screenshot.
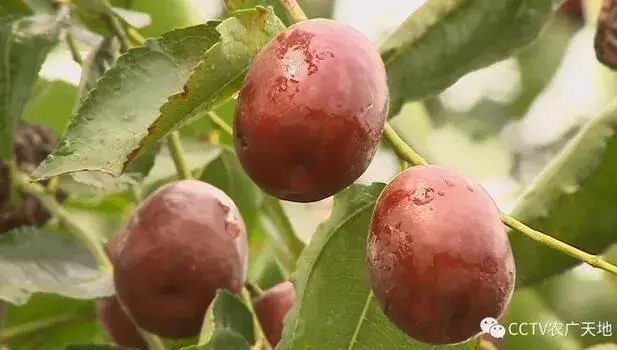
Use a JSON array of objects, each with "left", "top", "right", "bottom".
[
  {"left": 278, "top": 183, "right": 475, "bottom": 349},
  {"left": 510, "top": 99, "right": 617, "bottom": 287},
  {"left": 0, "top": 227, "right": 113, "bottom": 306},
  {"left": 195, "top": 289, "right": 255, "bottom": 349},
  {"left": 64, "top": 140, "right": 163, "bottom": 194},
  {"left": 64, "top": 345, "right": 122, "bottom": 350},
  {"left": 1, "top": 294, "right": 103, "bottom": 350},
  {"left": 381, "top": 0, "right": 556, "bottom": 117},
  {"left": 181, "top": 330, "right": 250, "bottom": 350},
  {"left": 0, "top": 13, "right": 64, "bottom": 160},
  {"left": 201, "top": 146, "right": 263, "bottom": 230},
  {"left": 22, "top": 79, "right": 78, "bottom": 137},
  {"left": 32, "top": 23, "right": 220, "bottom": 179},
  {"left": 503, "top": 289, "right": 581, "bottom": 350},
  {"left": 139, "top": 7, "right": 286, "bottom": 162},
  {"left": 76, "top": 36, "right": 121, "bottom": 105}
]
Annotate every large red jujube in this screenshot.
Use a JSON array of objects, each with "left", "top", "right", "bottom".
[
  {"left": 234, "top": 19, "right": 389, "bottom": 203},
  {"left": 367, "top": 165, "right": 515, "bottom": 345}
]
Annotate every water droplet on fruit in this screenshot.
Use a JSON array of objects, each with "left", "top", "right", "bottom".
[
  {"left": 466, "top": 184, "right": 475, "bottom": 192},
  {"left": 445, "top": 179, "right": 455, "bottom": 187},
  {"left": 410, "top": 183, "right": 435, "bottom": 205},
  {"left": 218, "top": 202, "right": 241, "bottom": 238}
]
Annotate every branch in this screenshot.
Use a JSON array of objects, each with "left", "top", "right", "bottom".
[
  {"left": 13, "top": 171, "right": 113, "bottom": 274},
  {"left": 278, "top": 0, "right": 308, "bottom": 23}
]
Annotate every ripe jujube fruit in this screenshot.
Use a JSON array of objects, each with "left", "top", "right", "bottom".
[
  {"left": 96, "top": 297, "right": 147, "bottom": 350},
  {"left": 253, "top": 281, "right": 296, "bottom": 347},
  {"left": 367, "top": 165, "right": 515, "bottom": 345},
  {"left": 96, "top": 229, "right": 147, "bottom": 349},
  {"left": 234, "top": 19, "right": 389, "bottom": 203},
  {"left": 112, "top": 180, "right": 248, "bottom": 338}
]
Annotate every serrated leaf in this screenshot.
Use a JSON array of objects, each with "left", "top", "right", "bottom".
[
  {"left": 0, "top": 227, "right": 114, "bottom": 305},
  {"left": 509, "top": 99, "right": 617, "bottom": 287},
  {"left": 197, "top": 289, "right": 255, "bottom": 349},
  {"left": 138, "top": 7, "right": 286, "bottom": 161},
  {"left": 32, "top": 23, "right": 220, "bottom": 179},
  {"left": 63, "top": 140, "right": 163, "bottom": 194},
  {"left": 278, "top": 183, "right": 476, "bottom": 350},
  {"left": 0, "top": 12, "right": 64, "bottom": 160},
  {"left": 381, "top": 0, "right": 556, "bottom": 118},
  {"left": 201, "top": 147, "right": 263, "bottom": 230}
]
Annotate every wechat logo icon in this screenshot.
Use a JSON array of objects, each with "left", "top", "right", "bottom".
[{"left": 481, "top": 317, "right": 506, "bottom": 339}]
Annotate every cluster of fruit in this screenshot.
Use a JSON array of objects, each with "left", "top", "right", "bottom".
[{"left": 2, "top": 17, "right": 516, "bottom": 349}]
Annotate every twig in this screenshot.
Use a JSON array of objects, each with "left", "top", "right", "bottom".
[
  {"left": 383, "top": 123, "right": 427, "bottom": 166},
  {"left": 278, "top": 0, "right": 308, "bottom": 22},
  {"left": 208, "top": 111, "right": 233, "bottom": 136},
  {"left": 168, "top": 131, "right": 192, "bottom": 180},
  {"left": 13, "top": 171, "right": 113, "bottom": 274},
  {"left": 65, "top": 31, "right": 83, "bottom": 65},
  {"left": 501, "top": 215, "right": 617, "bottom": 275}
]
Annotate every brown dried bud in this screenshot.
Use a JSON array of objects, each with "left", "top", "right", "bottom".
[
  {"left": 595, "top": 0, "right": 617, "bottom": 70},
  {"left": 0, "top": 123, "right": 66, "bottom": 233}
]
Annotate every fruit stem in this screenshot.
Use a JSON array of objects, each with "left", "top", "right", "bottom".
[
  {"left": 125, "top": 26, "right": 146, "bottom": 46},
  {"left": 501, "top": 214, "right": 617, "bottom": 276},
  {"left": 245, "top": 281, "right": 264, "bottom": 298},
  {"left": 208, "top": 111, "right": 233, "bottom": 136},
  {"left": 13, "top": 171, "right": 114, "bottom": 274},
  {"left": 241, "top": 287, "right": 273, "bottom": 350},
  {"left": 168, "top": 131, "right": 193, "bottom": 180},
  {"left": 383, "top": 123, "right": 428, "bottom": 166},
  {"left": 65, "top": 31, "right": 83, "bottom": 65},
  {"left": 262, "top": 196, "right": 305, "bottom": 263},
  {"left": 5, "top": 160, "right": 21, "bottom": 209},
  {"left": 278, "top": 0, "right": 308, "bottom": 22}
]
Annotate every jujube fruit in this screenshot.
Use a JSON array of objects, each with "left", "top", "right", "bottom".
[
  {"left": 367, "top": 165, "right": 515, "bottom": 345},
  {"left": 96, "top": 229, "right": 147, "bottom": 349},
  {"left": 234, "top": 19, "right": 389, "bottom": 203},
  {"left": 253, "top": 281, "right": 296, "bottom": 347},
  {"left": 111, "top": 180, "right": 248, "bottom": 338},
  {"left": 96, "top": 297, "right": 147, "bottom": 350}
]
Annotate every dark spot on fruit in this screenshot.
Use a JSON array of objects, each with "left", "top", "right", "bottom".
[{"left": 410, "top": 183, "right": 435, "bottom": 205}]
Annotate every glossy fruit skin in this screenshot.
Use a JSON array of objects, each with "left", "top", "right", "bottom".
[
  {"left": 234, "top": 19, "right": 389, "bottom": 203},
  {"left": 96, "top": 297, "right": 147, "bottom": 350},
  {"left": 97, "top": 230, "right": 146, "bottom": 349},
  {"left": 367, "top": 165, "right": 515, "bottom": 345},
  {"left": 112, "top": 180, "right": 248, "bottom": 338},
  {"left": 253, "top": 281, "right": 296, "bottom": 347}
]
